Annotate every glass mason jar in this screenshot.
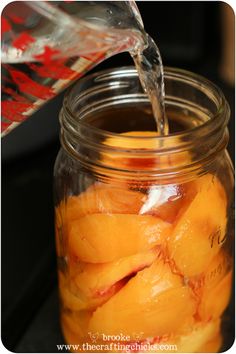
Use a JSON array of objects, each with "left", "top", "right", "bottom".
[{"left": 54, "top": 67, "right": 234, "bottom": 353}]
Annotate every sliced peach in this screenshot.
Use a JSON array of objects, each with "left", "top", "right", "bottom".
[
  {"left": 88, "top": 260, "right": 196, "bottom": 339},
  {"left": 73, "top": 248, "right": 159, "bottom": 298},
  {"left": 60, "top": 285, "right": 87, "bottom": 312},
  {"left": 55, "top": 204, "right": 63, "bottom": 229},
  {"left": 65, "top": 184, "right": 146, "bottom": 221},
  {"left": 59, "top": 270, "right": 124, "bottom": 311},
  {"left": 102, "top": 131, "right": 191, "bottom": 170},
  {"left": 58, "top": 271, "right": 86, "bottom": 311},
  {"left": 61, "top": 324, "right": 81, "bottom": 349},
  {"left": 139, "top": 339, "right": 178, "bottom": 354},
  {"left": 175, "top": 319, "right": 220, "bottom": 353},
  {"left": 141, "top": 181, "right": 197, "bottom": 223},
  {"left": 62, "top": 310, "right": 92, "bottom": 338},
  {"left": 189, "top": 250, "right": 231, "bottom": 301},
  {"left": 203, "top": 250, "right": 231, "bottom": 290},
  {"left": 198, "top": 270, "right": 232, "bottom": 321},
  {"left": 167, "top": 174, "right": 227, "bottom": 277},
  {"left": 55, "top": 205, "right": 66, "bottom": 256},
  {"left": 61, "top": 316, "right": 119, "bottom": 354},
  {"left": 103, "top": 131, "right": 160, "bottom": 149},
  {"left": 69, "top": 214, "right": 172, "bottom": 263},
  {"left": 55, "top": 225, "right": 61, "bottom": 257},
  {"left": 62, "top": 280, "right": 126, "bottom": 311},
  {"left": 197, "top": 333, "right": 222, "bottom": 353},
  {"left": 61, "top": 311, "right": 97, "bottom": 352},
  {"left": 55, "top": 202, "right": 70, "bottom": 257}
]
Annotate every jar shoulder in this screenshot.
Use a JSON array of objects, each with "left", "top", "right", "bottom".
[{"left": 54, "top": 148, "right": 75, "bottom": 177}]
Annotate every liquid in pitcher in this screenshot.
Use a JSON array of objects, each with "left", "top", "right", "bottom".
[{"left": 1, "top": 1, "right": 167, "bottom": 136}]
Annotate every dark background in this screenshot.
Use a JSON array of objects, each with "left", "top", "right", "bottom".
[{"left": 1, "top": 1, "right": 235, "bottom": 352}]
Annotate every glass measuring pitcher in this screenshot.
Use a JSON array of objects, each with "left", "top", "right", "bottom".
[{"left": 1, "top": 1, "right": 144, "bottom": 136}]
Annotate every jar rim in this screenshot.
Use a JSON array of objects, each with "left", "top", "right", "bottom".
[
  {"left": 62, "top": 66, "right": 230, "bottom": 152},
  {"left": 60, "top": 66, "right": 230, "bottom": 179}
]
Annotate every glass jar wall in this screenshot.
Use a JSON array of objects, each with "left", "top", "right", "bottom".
[{"left": 54, "top": 67, "right": 234, "bottom": 353}]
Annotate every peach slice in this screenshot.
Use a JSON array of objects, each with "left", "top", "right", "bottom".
[
  {"left": 203, "top": 250, "right": 231, "bottom": 290},
  {"left": 55, "top": 203, "right": 63, "bottom": 229},
  {"left": 88, "top": 260, "right": 196, "bottom": 339},
  {"left": 61, "top": 314, "right": 120, "bottom": 354},
  {"left": 101, "top": 131, "right": 191, "bottom": 171},
  {"left": 59, "top": 282, "right": 86, "bottom": 312},
  {"left": 148, "top": 321, "right": 221, "bottom": 353},
  {"left": 141, "top": 181, "right": 197, "bottom": 223},
  {"left": 167, "top": 174, "right": 227, "bottom": 277},
  {"left": 175, "top": 320, "right": 221, "bottom": 353},
  {"left": 77, "top": 321, "right": 221, "bottom": 354},
  {"left": 62, "top": 310, "right": 92, "bottom": 338},
  {"left": 61, "top": 311, "right": 97, "bottom": 352},
  {"left": 69, "top": 213, "right": 172, "bottom": 263},
  {"left": 103, "top": 131, "right": 160, "bottom": 149},
  {"left": 55, "top": 225, "right": 61, "bottom": 257},
  {"left": 55, "top": 205, "right": 66, "bottom": 256},
  {"left": 64, "top": 183, "right": 146, "bottom": 221},
  {"left": 189, "top": 250, "right": 231, "bottom": 302},
  {"left": 59, "top": 270, "right": 126, "bottom": 311},
  {"left": 198, "top": 270, "right": 232, "bottom": 321},
  {"left": 61, "top": 324, "right": 81, "bottom": 350},
  {"left": 58, "top": 271, "right": 86, "bottom": 311},
  {"left": 197, "top": 333, "right": 222, "bottom": 353},
  {"left": 73, "top": 248, "right": 159, "bottom": 298}
]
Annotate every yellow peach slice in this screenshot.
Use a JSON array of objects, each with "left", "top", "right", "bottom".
[
  {"left": 55, "top": 204, "right": 63, "bottom": 229},
  {"left": 106, "top": 321, "right": 221, "bottom": 354},
  {"left": 61, "top": 311, "right": 99, "bottom": 352},
  {"left": 65, "top": 184, "right": 146, "bottom": 221},
  {"left": 73, "top": 248, "right": 159, "bottom": 298},
  {"left": 198, "top": 270, "right": 232, "bottom": 321},
  {"left": 55, "top": 225, "right": 61, "bottom": 257},
  {"left": 149, "top": 320, "right": 220, "bottom": 353},
  {"left": 55, "top": 205, "right": 67, "bottom": 256},
  {"left": 197, "top": 333, "right": 222, "bottom": 353},
  {"left": 58, "top": 271, "right": 86, "bottom": 311},
  {"left": 64, "top": 281, "right": 125, "bottom": 312},
  {"left": 69, "top": 214, "right": 172, "bottom": 263},
  {"left": 167, "top": 174, "right": 227, "bottom": 277},
  {"left": 62, "top": 310, "right": 92, "bottom": 338},
  {"left": 104, "top": 131, "right": 160, "bottom": 149},
  {"left": 62, "top": 316, "right": 118, "bottom": 354},
  {"left": 88, "top": 260, "right": 196, "bottom": 339},
  {"left": 203, "top": 250, "right": 231, "bottom": 290},
  {"left": 61, "top": 324, "right": 81, "bottom": 349},
  {"left": 176, "top": 319, "right": 220, "bottom": 353},
  {"left": 138, "top": 339, "right": 178, "bottom": 354},
  {"left": 102, "top": 131, "right": 191, "bottom": 170},
  {"left": 141, "top": 181, "right": 197, "bottom": 223},
  {"left": 59, "top": 271, "right": 124, "bottom": 311},
  {"left": 189, "top": 250, "right": 231, "bottom": 302},
  {"left": 59, "top": 283, "right": 86, "bottom": 311}
]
